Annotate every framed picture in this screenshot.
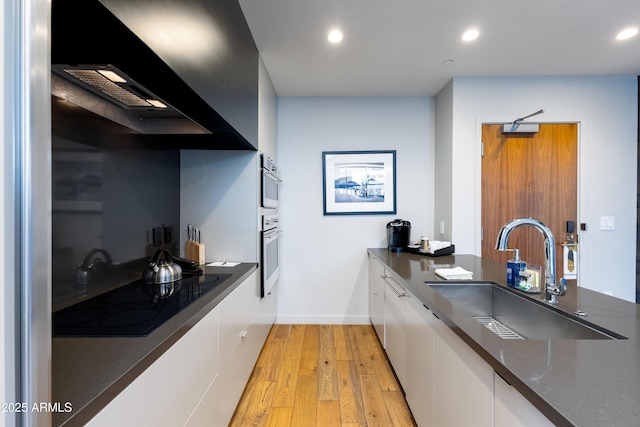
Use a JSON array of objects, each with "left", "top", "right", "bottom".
[{"left": 322, "top": 150, "right": 396, "bottom": 215}]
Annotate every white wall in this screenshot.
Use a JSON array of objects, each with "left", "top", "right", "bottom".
[
  {"left": 258, "top": 56, "right": 278, "bottom": 162},
  {"left": 180, "top": 150, "right": 260, "bottom": 263},
  {"left": 434, "top": 80, "right": 454, "bottom": 241},
  {"left": 277, "top": 96, "right": 434, "bottom": 323},
  {"left": 438, "top": 76, "right": 638, "bottom": 301}
]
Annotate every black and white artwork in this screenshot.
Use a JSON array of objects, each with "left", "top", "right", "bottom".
[{"left": 322, "top": 150, "right": 396, "bottom": 215}]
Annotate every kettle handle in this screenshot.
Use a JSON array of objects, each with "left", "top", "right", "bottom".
[{"left": 151, "top": 249, "right": 172, "bottom": 265}]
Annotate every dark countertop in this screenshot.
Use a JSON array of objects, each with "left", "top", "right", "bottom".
[
  {"left": 52, "top": 263, "right": 257, "bottom": 427},
  {"left": 368, "top": 248, "right": 640, "bottom": 427}
]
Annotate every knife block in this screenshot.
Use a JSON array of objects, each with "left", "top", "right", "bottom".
[{"left": 185, "top": 240, "right": 205, "bottom": 265}]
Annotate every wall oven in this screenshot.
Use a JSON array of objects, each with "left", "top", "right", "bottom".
[
  {"left": 261, "top": 213, "right": 281, "bottom": 297},
  {"left": 261, "top": 154, "right": 281, "bottom": 209}
]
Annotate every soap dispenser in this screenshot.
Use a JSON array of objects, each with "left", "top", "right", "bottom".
[{"left": 506, "top": 249, "right": 526, "bottom": 288}]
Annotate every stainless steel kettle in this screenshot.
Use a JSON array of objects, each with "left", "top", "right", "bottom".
[{"left": 142, "top": 249, "right": 183, "bottom": 284}]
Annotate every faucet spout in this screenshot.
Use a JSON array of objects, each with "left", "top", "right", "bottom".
[{"left": 495, "top": 218, "right": 565, "bottom": 303}]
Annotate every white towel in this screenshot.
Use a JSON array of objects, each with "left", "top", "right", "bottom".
[{"left": 434, "top": 266, "right": 473, "bottom": 280}]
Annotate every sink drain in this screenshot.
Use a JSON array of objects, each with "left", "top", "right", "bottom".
[{"left": 474, "top": 317, "right": 525, "bottom": 340}]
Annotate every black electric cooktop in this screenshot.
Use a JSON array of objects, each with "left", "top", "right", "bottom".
[{"left": 53, "top": 274, "right": 231, "bottom": 337}]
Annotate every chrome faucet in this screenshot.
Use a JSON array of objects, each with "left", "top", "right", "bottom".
[{"left": 495, "top": 218, "right": 566, "bottom": 304}]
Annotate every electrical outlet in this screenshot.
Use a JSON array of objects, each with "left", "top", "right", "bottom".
[{"left": 600, "top": 216, "right": 615, "bottom": 231}]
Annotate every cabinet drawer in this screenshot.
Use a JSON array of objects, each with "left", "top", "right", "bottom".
[
  {"left": 218, "top": 271, "right": 260, "bottom": 365},
  {"left": 86, "top": 306, "right": 219, "bottom": 427},
  {"left": 218, "top": 318, "right": 265, "bottom": 425},
  {"left": 185, "top": 375, "right": 220, "bottom": 427}
]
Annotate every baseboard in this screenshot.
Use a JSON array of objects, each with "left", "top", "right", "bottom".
[{"left": 275, "top": 314, "right": 370, "bottom": 325}]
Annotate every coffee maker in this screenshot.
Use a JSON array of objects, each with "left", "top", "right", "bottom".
[{"left": 386, "top": 219, "right": 411, "bottom": 252}]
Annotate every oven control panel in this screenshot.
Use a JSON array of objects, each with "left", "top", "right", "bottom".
[{"left": 262, "top": 214, "right": 279, "bottom": 231}]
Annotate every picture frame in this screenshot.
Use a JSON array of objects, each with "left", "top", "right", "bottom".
[{"left": 322, "top": 150, "right": 396, "bottom": 215}]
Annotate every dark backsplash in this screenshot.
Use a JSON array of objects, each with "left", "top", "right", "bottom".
[{"left": 52, "top": 99, "right": 180, "bottom": 310}]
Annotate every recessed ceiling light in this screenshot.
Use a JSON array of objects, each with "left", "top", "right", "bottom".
[
  {"left": 616, "top": 27, "right": 638, "bottom": 40},
  {"left": 462, "top": 29, "right": 479, "bottom": 42},
  {"left": 327, "top": 29, "right": 343, "bottom": 44}
]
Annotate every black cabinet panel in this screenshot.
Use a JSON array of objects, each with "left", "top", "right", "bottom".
[
  {"left": 52, "top": 0, "right": 258, "bottom": 150},
  {"left": 100, "top": 0, "right": 259, "bottom": 148}
]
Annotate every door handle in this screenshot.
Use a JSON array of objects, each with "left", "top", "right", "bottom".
[{"left": 382, "top": 275, "right": 408, "bottom": 298}]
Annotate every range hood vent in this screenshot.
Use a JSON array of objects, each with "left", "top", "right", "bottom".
[
  {"left": 52, "top": 0, "right": 255, "bottom": 149},
  {"left": 56, "top": 65, "right": 168, "bottom": 109}
]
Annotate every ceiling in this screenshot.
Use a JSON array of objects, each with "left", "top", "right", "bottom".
[{"left": 238, "top": 0, "right": 640, "bottom": 96}]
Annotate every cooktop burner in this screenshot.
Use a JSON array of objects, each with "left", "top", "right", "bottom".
[{"left": 53, "top": 274, "right": 231, "bottom": 337}]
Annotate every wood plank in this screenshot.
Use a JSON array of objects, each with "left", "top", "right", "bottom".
[
  {"left": 229, "top": 380, "right": 275, "bottom": 427},
  {"left": 291, "top": 325, "right": 319, "bottom": 426},
  {"left": 265, "top": 407, "right": 292, "bottom": 427},
  {"left": 362, "top": 323, "right": 399, "bottom": 392},
  {"left": 334, "top": 324, "right": 352, "bottom": 361},
  {"left": 272, "top": 324, "right": 305, "bottom": 407},
  {"left": 347, "top": 325, "right": 376, "bottom": 376},
  {"left": 336, "top": 360, "right": 365, "bottom": 425},
  {"left": 383, "top": 390, "right": 416, "bottom": 426},
  {"left": 273, "top": 323, "right": 292, "bottom": 339},
  {"left": 318, "top": 324, "right": 340, "bottom": 401},
  {"left": 360, "top": 374, "right": 393, "bottom": 426},
  {"left": 254, "top": 336, "right": 286, "bottom": 382},
  {"left": 317, "top": 400, "right": 342, "bottom": 427}
]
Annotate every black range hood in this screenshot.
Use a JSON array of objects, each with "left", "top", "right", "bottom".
[{"left": 52, "top": 0, "right": 257, "bottom": 150}]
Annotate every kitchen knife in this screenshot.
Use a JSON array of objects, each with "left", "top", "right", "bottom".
[{"left": 153, "top": 227, "right": 162, "bottom": 247}]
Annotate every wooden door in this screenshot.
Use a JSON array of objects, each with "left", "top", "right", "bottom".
[{"left": 481, "top": 123, "right": 577, "bottom": 283}]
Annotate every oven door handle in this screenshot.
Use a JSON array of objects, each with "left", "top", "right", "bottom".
[
  {"left": 263, "top": 228, "right": 281, "bottom": 239},
  {"left": 263, "top": 169, "right": 282, "bottom": 183}
]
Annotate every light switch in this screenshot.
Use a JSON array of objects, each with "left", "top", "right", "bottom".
[
  {"left": 439, "top": 221, "right": 445, "bottom": 235},
  {"left": 600, "top": 216, "right": 615, "bottom": 231}
]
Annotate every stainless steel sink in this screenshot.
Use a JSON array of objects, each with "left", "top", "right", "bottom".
[{"left": 428, "top": 283, "right": 625, "bottom": 340}]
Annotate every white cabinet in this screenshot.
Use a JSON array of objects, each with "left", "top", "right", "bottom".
[
  {"left": 86, "top": 304, "right": 220, "bottom": 427},
  {"left": 368, "top": 254, "right": 554, "bottom": 427},
  {"left": 433, "top": 313, "right": 494, "bottom": 427},
  {"left": 383, "top": 272, "right": 408, "bottom": 385},
  {"left": 216, "top": 272, "right": 273, "bottom": 425},
  {"left": 185, "top": 374, "right": 221, "bottom": 427},
  {"left": 494, "top": 372, "right": 554, "bottom": 427},
  {"left": 404, "top": 296, "right": 435, "bottom": 427},
  {"left": 89, "top": 270, "right": 272, "bottom": 427},
  {"left": 218, "top": 270, "right": 261, "bottom": 366},
  {"left": 368, "top": 254, "right": 385, "bottom": 344}
]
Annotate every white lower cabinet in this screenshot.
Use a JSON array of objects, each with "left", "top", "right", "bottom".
[
  {"left": 404, "top": 296, "right": 435, "bottom": 427},
  {"left": 433, "top": 315, "right": 494, "bottom": 427},
  {"left": 88, "top": 270, "right": 273, "bottom": 427},
  {"left": 383, "top": 273, "right": 408, "bottom": 385},
  {"left": 369, "top": 255, "right": 552, "bottom": 427},
  {"left": 368, "top": 254, "right": 386, "bottom": 345},
  {"left": 86, "top": 305, "right": 220, "bottom": 427},
  {"left": 185, "top": 374, "right": 221, "bottom": 427},
  {"left": 494, "top": 371, "right": 554, "bottom": 427}
]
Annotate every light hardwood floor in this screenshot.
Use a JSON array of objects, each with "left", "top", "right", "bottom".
[{"left": 229, "top": 324, "right": 416, "bottom": 427}]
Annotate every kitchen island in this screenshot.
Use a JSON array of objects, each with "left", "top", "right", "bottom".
[
  {"left": 52, "top": 262, "right": 258, "bottom": 427},
  {"left": 368, "top": 248, "right": 640, "bottom": 427}
]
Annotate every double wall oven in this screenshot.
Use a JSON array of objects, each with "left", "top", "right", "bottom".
[{"left": 261, "top": 154, "right": 282, "bottom": 297}]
